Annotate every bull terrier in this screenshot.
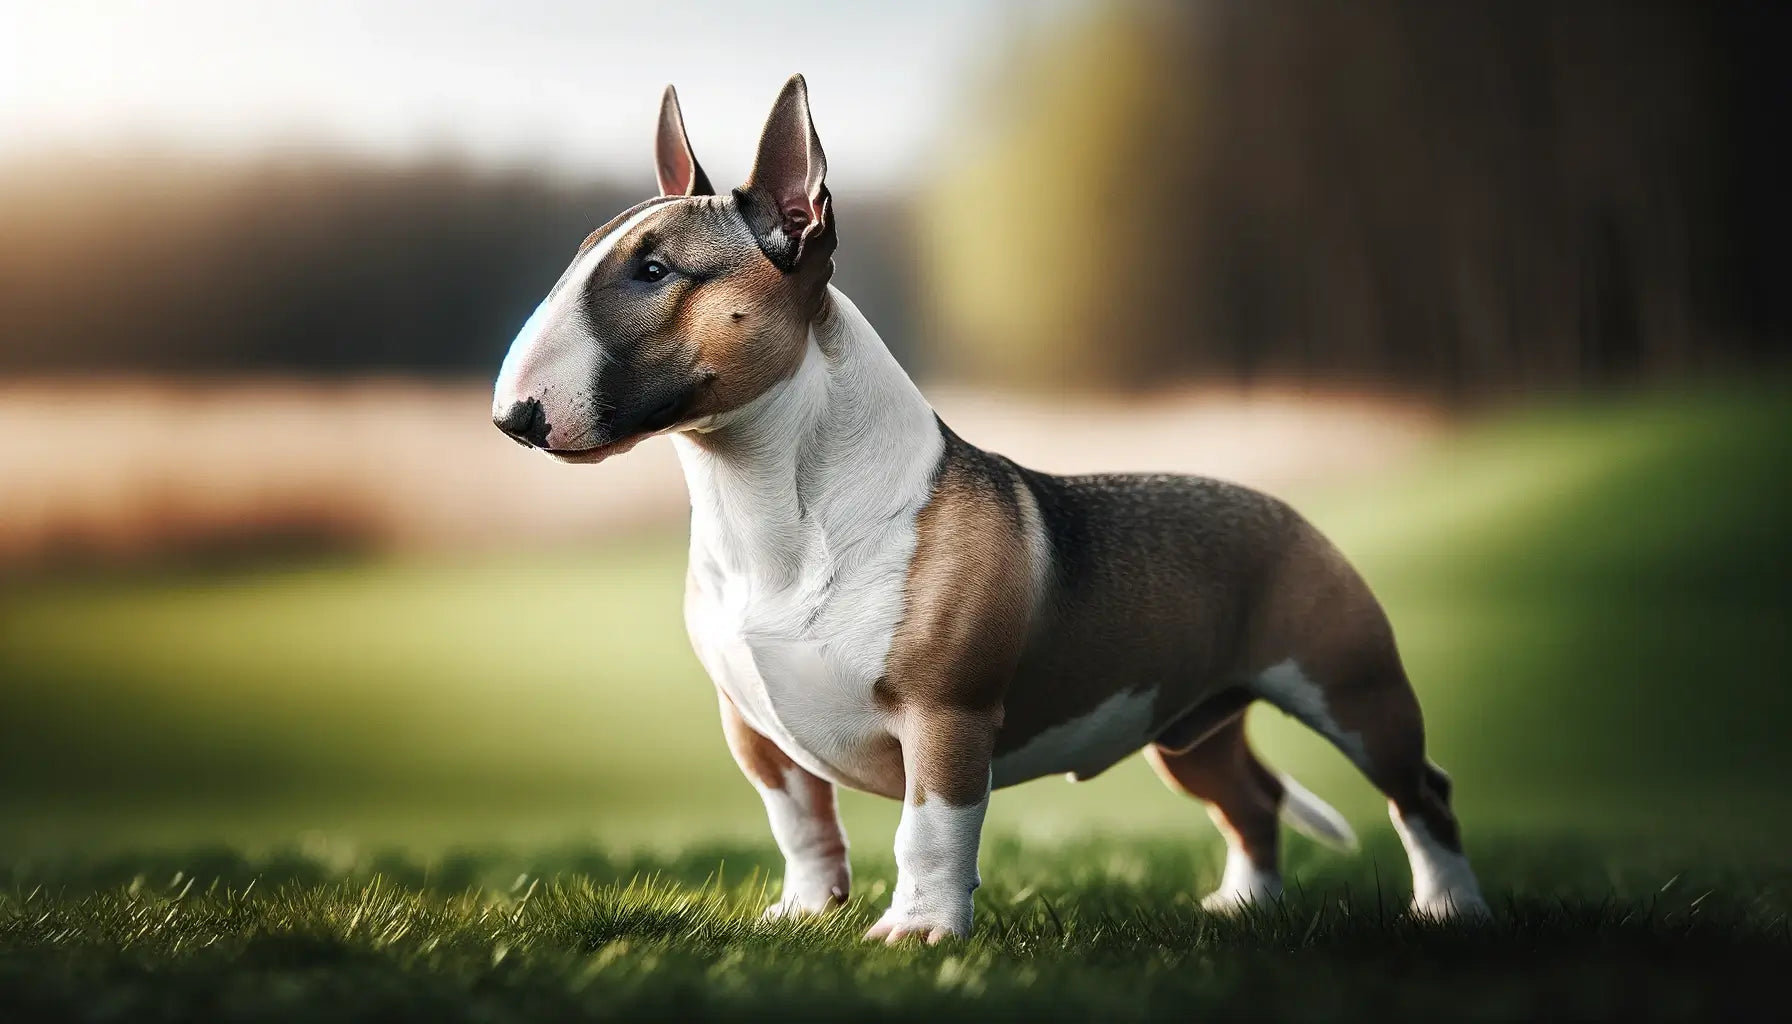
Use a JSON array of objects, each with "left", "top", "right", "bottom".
[{"left": 492, "top": 75, "right": 1487, "bottom": 943}]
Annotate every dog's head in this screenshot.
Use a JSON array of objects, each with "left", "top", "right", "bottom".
[{"left": 492, "top": 75, "right": 836, "bottom": 461}]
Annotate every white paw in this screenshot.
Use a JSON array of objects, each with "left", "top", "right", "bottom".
[
  {"left": 1201, "top": 853, "right": 1282, "bottom": 913},
  {"left": 863, "top": 900, "right": 973, "bottom": 944},
  {"left": 1200, "top": 877, "right": 1283, "bottom": 914},
  {"left": 1410, "top": 889, "right": 1491, "bottom": 921},
  {"left": 1201, "top": 884, "right": 1281, "bottom": 914},
  {"left": 1390, "top": 806, "right": 1489, "bottom": 922},
  {"left": 761, "top": 865, "right": 848, "bottom": 921},
  {"left": 761, "top": 891, "right": 844, "bottom": 921}
]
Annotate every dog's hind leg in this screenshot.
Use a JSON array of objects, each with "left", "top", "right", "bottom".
[
  {"left": 1253, "top": 653, "right": 1487, "bottom": 920},
  {"left": 1248, "top": 529, "right": 1488, "bottom": 919},
  {"left": 1146, "top": 713, "right": 1288, "bottom": 912}
]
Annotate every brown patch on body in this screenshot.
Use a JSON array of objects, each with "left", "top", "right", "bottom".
[
  {"left": 945, "top": 457, "right": 1468, "bottom": 865},
  {"left": 986, "top": 471, "right": 1300, "bottom": 775},
  {"left": 1246, "top": 523, "right": 1466, "bottom": 852},
  {"left": 875, "top": 433, "right": 1341, "bottom": 804},
  {"left": 877, "top": 426, "right": 1036, "bottom": 806},
  {"left": 1245, "top": 523, "right": 1398, "bottom": 692}
]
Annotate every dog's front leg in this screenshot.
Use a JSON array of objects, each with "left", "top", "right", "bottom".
[
  {"left": 717, "top": 693, "right": 851, "bottom": 918},
  {"left": 866, "top": 707, "right": 997, "bottom": 944}
]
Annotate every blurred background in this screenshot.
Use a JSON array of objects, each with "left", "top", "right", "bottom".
[{"left": 2, "top": 1, "right": 1789, "bottom": 867}]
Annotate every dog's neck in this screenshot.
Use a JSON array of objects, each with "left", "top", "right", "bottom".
[{"left": 671, "top": 286, "right": 943, "bottom": 584}]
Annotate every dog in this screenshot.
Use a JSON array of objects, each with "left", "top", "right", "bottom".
[{"left": 492, "top": 75, "right": 1487, "bottom": 943}]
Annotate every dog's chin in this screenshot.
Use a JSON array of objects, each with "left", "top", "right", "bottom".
[
  {"left": 539, "top": 403, "right": 700, "bottom": 463},
  {"left": 542, "top": 439, "right": 634, "bottom": 464},
  {"left": 540, "top": 432, "right": 658, "bottom": 465}
]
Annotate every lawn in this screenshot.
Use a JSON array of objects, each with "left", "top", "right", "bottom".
[
  {"left": 5, "top": 838, "right": 1788, "bottom": 1022},
  {"left": 3, "top": 381, "right": 1790, "bottom": 1020}
]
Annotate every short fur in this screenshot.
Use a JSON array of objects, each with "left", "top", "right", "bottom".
[{"left": 492, "top": 76, "right": 1487, "bottom": 943}]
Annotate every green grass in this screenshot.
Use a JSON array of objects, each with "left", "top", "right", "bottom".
[
  {"left": 3, "top": 380, "right": 1791, "bottom": 1019},
  {"left": 5, "top": 837, "right": 1790, "bottom": 1022}
]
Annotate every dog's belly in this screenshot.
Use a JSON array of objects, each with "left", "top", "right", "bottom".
[
  {"left": 687, "top": 586, "right": 904, "bottom": 798},
  {"left": 991, "top": 686, "right": 1161, "bottom": 787},
  {"left": 689, "top": 582, "right": 1179, "bottom": 797}
]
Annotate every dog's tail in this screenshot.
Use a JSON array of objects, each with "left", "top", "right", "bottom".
[{"left": 1278, "top": 773, "right": 1358, "bottom": 852}]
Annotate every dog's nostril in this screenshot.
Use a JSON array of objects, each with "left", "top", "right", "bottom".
[{"left": 494, "top": 398, "right": 550, "bottom": 447}]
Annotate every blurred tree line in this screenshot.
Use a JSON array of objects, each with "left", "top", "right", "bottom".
[
  {"left": 1, "top": 0, "right": 1785, "bottom": 398},
  {"left": 924, "top": 0, "right": 1791, "bottom": 394},
  {"left": 0, "top": 154, "right": 918, "bottom": 377},
  {"left": 0, "top": 154, "right": 626, "bottom": 375}
]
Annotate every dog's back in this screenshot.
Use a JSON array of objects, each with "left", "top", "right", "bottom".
[{"left": 913, "top": 423, "right": 1375, "bottom": 785}]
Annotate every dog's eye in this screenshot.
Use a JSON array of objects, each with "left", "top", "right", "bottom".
[{"left": 635, "top": 260, "right": 669, "bottom": 283}]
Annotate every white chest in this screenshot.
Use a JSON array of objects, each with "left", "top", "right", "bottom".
[
  {"left": 670, "top": 290, "right": 949, "bottom": 793},
  {"left": 684, "top": 538, "right": 912, "bottom": 790}
]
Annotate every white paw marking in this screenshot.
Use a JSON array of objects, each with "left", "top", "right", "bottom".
[
  {"left": 864, "top": 904, "right": 972, "bottom": 945},
  {"left": 756, "top": 768, "right": 850, "bottom": 919},
  {"left": 1201, "top": 814, "right": 1283, "bottom": 913},
  {"left": 761, "top": 884, "right": 845, "bottom": 921},
  {"left": 1390, "top": 806, "right": 1488, "bottom": 919},
  {"left": 761, "top": 853, "right": 848, "bottom": 921},
  {"left": 1200, "top": 851, "right": 1283, "bottom": 913},
  {"left": 868, "top": 792, "right": 986, "bottom": 943}
]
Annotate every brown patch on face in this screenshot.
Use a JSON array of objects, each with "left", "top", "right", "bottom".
[
  {"left": 578, "top": 225, "right": 611, "bottom": 254},
  {"left": 670, "top": 254, "right": 811, "bottom": 423},
  {"left": 877, "top": 427, "right": 1037, "bottom": 807},
  {"left": 578, "top": 197, "right": 678, "bottom": 256},
  {"left": 563, "top": 196, "right": 825, "bottom": 449}
]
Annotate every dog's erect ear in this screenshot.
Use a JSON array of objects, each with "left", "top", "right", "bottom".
[
  {"left": 740, "top": 74, "right": 831, "bottom": 270},
  {"left": 655, "top": 85, "right": 713, "bottom": 197}
]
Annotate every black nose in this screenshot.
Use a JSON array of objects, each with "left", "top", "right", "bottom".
[{"left": 493, "top": 398, "right": 550, "bottom": 447}]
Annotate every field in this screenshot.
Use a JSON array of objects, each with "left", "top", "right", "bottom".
[
  {"left": 3, "top": 381, "right": 1790, "bottom": 1020},
  {"left": 4, "top": 840, "right": 1788, "bottom": 1021}
]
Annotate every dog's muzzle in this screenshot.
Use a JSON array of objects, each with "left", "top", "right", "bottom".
[{"left": 493, "top": 397, "right": 551, "bottom": 448}]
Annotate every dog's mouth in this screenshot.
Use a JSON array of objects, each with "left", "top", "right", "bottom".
[
  {"left": 528, "top": 386, "right": 705, "bottom": 464},
  {"left": 541, "top": 413, "right": 683, "bottom": 465},
  {"left": 540, "top": 436, "right": 647, "bottom": 464}
]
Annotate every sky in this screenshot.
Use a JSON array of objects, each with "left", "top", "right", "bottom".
[{"left": 0, "top": 0, "right": 1079, "bottom": 191}]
